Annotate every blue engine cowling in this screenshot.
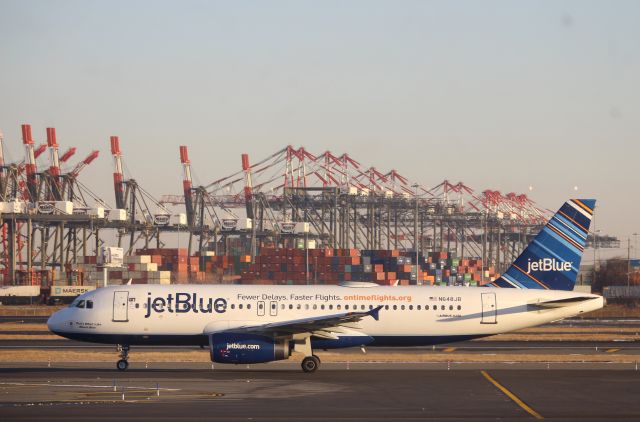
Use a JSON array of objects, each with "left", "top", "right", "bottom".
[{"left": 209, "top": 332, "right": 290, "bottom": 364}]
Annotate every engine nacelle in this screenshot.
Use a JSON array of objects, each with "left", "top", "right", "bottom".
[{"left": 208, "top": 332, "right": 290, "bottom": 364}]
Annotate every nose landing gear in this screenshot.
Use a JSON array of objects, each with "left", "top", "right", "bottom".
[{"left": 116, "top": 345, "right": 130, "bottom": 371}]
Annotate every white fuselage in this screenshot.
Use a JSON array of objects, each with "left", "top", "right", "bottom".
[{"left": 48, "top": 284, "right": 604, "bottom": 346}]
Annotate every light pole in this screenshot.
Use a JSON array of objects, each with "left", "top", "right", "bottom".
[
  {"left": 305, "top": 231, "right": 309, "bottom": 285},
  {"left": 412, "top": 183, "right": 419, "bottom": 285},
  {"left": 628, "top": 237, "right": 631, "bottom": 295},
  {"left": 592, "top": 229, "right": 600, "bottom": 287}
]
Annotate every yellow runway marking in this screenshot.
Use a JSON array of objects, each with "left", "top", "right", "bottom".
[
  {"left": 606, "top": 348, "right": 620, "bottom": 353},
  {"left": 481, "top": 370, "right": 543, "bottom": 420},
  {"left": 443, "top": 347, "right": 456, "bottom": 353}
]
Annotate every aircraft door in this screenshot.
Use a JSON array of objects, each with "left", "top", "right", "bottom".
[
  {"left": 481, "top": 292, "right": 497, "bottom": 324},
  {"left": 257, "top": 301, "right": 265, "bottom": 316},
  {"left": 270, "top": 301, "right": 278, "bottom": 316},
  {"left": 113, "top": 291, "right": 129, "bottom": 322}
]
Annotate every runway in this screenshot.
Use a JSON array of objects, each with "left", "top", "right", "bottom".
[{"left": 1, "top": 364, "right": 640, "bottom": 421}]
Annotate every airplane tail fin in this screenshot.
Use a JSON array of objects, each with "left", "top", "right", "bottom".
[{"left": 489, "top": 199, "right": 595, "bottom": 291}]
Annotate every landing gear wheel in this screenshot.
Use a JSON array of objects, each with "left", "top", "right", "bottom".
[
  {"left": 312, "top": 354, "right": 321, "bottom": 364},
  {"left": 116, "top": 359, "right": 129, "bottom": 371},
  {"left": 301, "top": 356, "right": 320, "bottom": 373},
  {"left": 116, "top": 344, "right": 130, "bottom": 371}
]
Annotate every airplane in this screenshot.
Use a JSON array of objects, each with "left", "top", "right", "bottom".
[{"left": 48, "top": 199, "right": 604, "bottom": 373}]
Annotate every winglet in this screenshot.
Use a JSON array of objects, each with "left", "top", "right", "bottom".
[{"left": 368, "top": 305, "right": 383, "bottom": 321}]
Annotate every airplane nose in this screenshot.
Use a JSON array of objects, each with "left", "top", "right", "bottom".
[
  {"left": 47, "top": 309, "right": 69, "bottom": 333},
  {"left": 47, "top": 312, "right": 59, "bottom": 332}
]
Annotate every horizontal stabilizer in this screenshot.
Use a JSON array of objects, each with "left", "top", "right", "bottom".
[{"left": 528, "top": 296, "right": 595, "bottom": 309}]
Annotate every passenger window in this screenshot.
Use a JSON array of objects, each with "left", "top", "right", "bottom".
[
  {"left": 409, "top": 305, "right": 413, "bottom": 311},
  {"left": 345, "top": 305, "right": 349, "bottom": 310},
  {"left": 393, "top": 305, "right": 397, "bottom": 310},
  {"left": 441, "top": 305, "right": 445, "bottom": 310},
  {"left": 417, "top": 305, "right": 421, "bottom": 310},
  {"left": 361, "top": 305, "right": 365, "bottom": 310},
  {"left": 369, "top": 305, "right": 373, "bottom": 310},
  {"left": 321, "top": 304, "right": 325, "bottom": 310},
  {"left": 280, "top": 304, "right": 285, "bottom": 310},
  {"left": 457, "top": 305, "right": 461, "bottom": 310},
  {"left": 305, "top": 304, "right": 309, "bottom": 310},
  {"left": 401, "top": 305, "right": 405, "bottom": 310},
  {"left": 239, "top": 304, "right": 243, "bottom": 310},
  {"left": 134, "top": 303, "right": 139, "bottom": 309},
  {"left": 86, "top": 300, "right": 94, "bottom": 309},
  {"left": 329, "top": 304, "right": 333, "bottom": 310},
  {"left": 337, "top": 304, "right": 342, "bottom": 310},
  {"left": 425, "top": 305, "right": 429, "bottom": 310},
  {"left": 231, "top": 304, "right": 235, "bottom": 310},
  {"left": 297, "top": 304, "right": 302, "bottom": 310},
  {"left": 289, "top": 304, "right": 293, "bottom": 310},
  {"left": 384, "top": 305, "right": 389, "bottom": 310},
  {"left": 313, "top": 304, "right": 317, "bottom": 310},
  {"left": 449, "top": 305, "right": 453, "bottom": 311},
  {"left": 247, "top": 304, "right": 251, "bottom": 310}
]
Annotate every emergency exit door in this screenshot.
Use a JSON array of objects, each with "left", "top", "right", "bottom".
[
  {"left": 481, "top": 292, "right": 497, "bottom": 324},
  {"left": 113, "top": 291, "right": 129, "bottom": 322},
  {"left": 257, "top": 301, "right": 265, "bottom": 316},
  {"left": 270, "top": 301, "right": 278, "bottom": 316}
]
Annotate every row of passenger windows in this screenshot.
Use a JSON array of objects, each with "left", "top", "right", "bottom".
[
  {"left": 238, "top": 303, "right": 462, "bottom": 312},
  {"left": 136, "top": 302, "right": 462, "bottom": 312}
]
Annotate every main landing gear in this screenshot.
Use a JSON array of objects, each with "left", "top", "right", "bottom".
[
  {"left": 116, "top": 344, "right": 130, "bottom": 371},
  {"left": 301, "top": 355, "right": 321, "bottom": 373},
  {"left": 295, "top": 337, "right": 321, "bottom": 373}
]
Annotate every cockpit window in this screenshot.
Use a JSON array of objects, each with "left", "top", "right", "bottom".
[
  {"left": 86, "top": 300, "right": 93, "bottom": 309},
  {"left": 75, "top": 300, "right": 86, "bottom": 308}
]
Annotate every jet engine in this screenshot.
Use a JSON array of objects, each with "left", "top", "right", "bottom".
[{"left": 208, "top": 332, "right": 291, "bottom": 364}]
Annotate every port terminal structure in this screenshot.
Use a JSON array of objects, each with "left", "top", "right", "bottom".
[{"left": 0, "top": 125, "right": 620, "bottom": 285}]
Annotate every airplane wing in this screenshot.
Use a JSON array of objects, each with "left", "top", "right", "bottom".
[{"left": 205, "top": 305, "right": 382, "bottom": 340}]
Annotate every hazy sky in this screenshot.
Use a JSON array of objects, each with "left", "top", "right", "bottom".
[{"left": 0, "top": 1, "right": 638, "bottom": 255}]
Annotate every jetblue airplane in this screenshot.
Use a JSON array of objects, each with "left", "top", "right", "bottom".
[{"left": 48, "top": 199, "right": 603, "bottom": 372}]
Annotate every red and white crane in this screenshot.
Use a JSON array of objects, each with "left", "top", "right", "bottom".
[
  {"left": 21, "top": 124, "right": 38, "bottom": 202},
  {"left": 180, "top": 145, "right": 195, "bottom": 226},
  {"left": 46, "top": 127, "right": 62, "bottom": 200},
  {"left": 110, "top": 136, "right": 125, "bottom": 210}
]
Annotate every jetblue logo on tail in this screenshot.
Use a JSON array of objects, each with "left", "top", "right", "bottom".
[
  {"left": 526, "top": 258, "right": 572, "bottom": 273},
  {"left": 490, "top": 199, "right": 594, "bottom": 290}
]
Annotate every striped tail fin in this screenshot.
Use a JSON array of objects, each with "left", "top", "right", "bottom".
[{"left": 489, "top": 199, "right": 595, "bottom": 291}]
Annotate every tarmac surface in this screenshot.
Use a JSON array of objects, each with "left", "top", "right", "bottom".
[
  {"left": 2, "top": 316, "right": 640, "bottom": 420},
  {"left": 2, "top": 339, "right": 640, "bottom": 357},
  {"left": 1, "top": 363, "right": 640, "bottom": 421}
]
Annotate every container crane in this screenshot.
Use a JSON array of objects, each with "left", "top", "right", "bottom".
[
  {"left": 110, "top": 136, "right": 125, "bottom": 210},
  {"left": 21, "top": 124, "right": 38, "bottom": 202},
  {"left": 45, "top": 127, "right": 63, "bottom": 201}
]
